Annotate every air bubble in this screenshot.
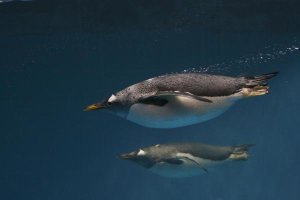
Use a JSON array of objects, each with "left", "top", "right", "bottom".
[{"left": 182, "top": 39, "right": 300, "bottom": 74}]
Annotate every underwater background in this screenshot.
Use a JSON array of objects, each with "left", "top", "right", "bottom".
[{"left": 1, "top": 1, "right": 300, "bottom": 200}]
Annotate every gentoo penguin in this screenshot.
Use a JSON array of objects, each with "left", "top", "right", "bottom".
[
  {"left": 119, "top": 142, "right": 253, "bottom": 178},
  {"left": 84, "top": 72, "right": 277, "bottom": 128}
]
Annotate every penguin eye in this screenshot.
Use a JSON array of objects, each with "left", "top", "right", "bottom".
[{"left": 107, "top": 101, "right": 112, "bottom": 106}]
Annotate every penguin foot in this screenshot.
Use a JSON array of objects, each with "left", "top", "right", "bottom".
[
  {"left": 241, "top": 85, "right": 269, "bottom": 97},
  {"left": 229, "top": 144, "right": 254, "bottom": 160}
]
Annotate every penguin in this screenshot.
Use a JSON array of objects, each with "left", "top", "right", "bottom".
[
  {"left": 119, "top": 142, "right": 253, "bottom": 178},
  {"left": 84, "top": 72, "right": 278, "bottom": 128}
]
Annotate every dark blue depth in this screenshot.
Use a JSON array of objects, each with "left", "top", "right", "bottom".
[{"left": 1, "top": 1, "right": 300, "bottom": 200}]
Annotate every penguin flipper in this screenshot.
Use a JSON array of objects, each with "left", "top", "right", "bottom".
[
  {"left": 157, "top": 91, "right": 213, "bottom": 103},
  {"left": 178, "top": 156, "right": 208, "bottom": 173},
  {"left": 138, "top": 91, "right": 212, "bottom": 106},
  {"left": 138, "top": 96, "right": 169, "bottom": 106},
  {"left": 162, "top": 158, "right": 184, "bottom": 165}
]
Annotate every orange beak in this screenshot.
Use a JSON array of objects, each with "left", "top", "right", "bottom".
[{"left": 83, "top": 103, "right": 106, "bottom": 111}]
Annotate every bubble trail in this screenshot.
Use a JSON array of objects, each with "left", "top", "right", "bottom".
[{"left": 183, "top": 39, "right": 300, "bottom": 74}]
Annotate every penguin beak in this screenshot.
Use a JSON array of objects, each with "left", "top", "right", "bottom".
[
  {"left": 119, "top": 152, "right": 136, "bottom": 160},
  {"left": 84, "top": 102, "right": 106, "bottom": 111}
]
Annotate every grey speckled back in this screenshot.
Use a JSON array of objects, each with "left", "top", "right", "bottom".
[
  {"left": 117, "top": 73, "right": 245, "bottom": 104},
  {"left": 146, "top": 143, "right": 234, "bottom": 161}
]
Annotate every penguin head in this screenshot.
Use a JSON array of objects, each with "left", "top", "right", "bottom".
[
  {"left": 119, "top": 148, "right": 155, "bottom": 168},
  {"left": 84, "top": 94, "right": 130, "bottom": 118}
]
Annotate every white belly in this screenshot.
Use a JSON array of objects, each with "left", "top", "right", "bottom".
[{"left": 127, "top": 95, "right": 242, "bottom": 128}]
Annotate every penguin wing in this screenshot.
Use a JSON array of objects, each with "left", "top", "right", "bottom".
[
  {"left": 161, "top": 157, "right": 208, "bottom": 173},
  {"left": 138, "top": 91, "right": 212, "bottom": 106},
  {"left": 176, "top": 156, "right": 208, "bottom": 173},
  {"left": 138, "top": 96, "right": 169, "bottom": 106},
  {"left": 162, "top": 158, "right": 184, "bottom": 165}
]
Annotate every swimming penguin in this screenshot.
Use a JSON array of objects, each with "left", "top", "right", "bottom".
[
  {"left": 84, "top": 72, "right": 277, "bottom": 128},
  {"left": 119, "top": 142, "right": 253, "bottom": 178}
]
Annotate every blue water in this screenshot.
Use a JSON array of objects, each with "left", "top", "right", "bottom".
[{"left": 1, "top": 1, "right": 300, "bottom": 200}]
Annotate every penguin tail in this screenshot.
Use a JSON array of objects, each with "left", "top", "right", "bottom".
[
  {"left": 242, "top": 72, "right": 278, "bottom": 97},
  {"left": 229, "top": 144, "right": 254, "bottom": 161}
]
